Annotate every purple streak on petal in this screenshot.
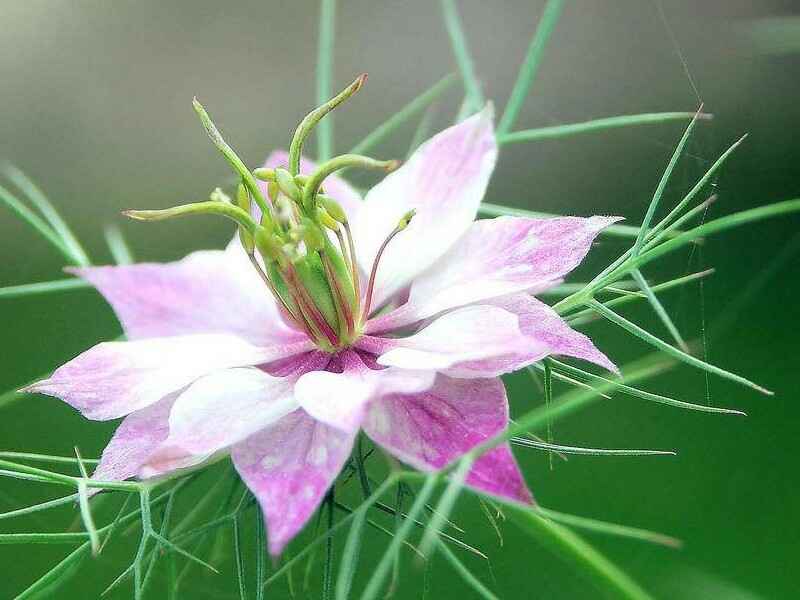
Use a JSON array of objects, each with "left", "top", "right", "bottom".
[
  {"left": 350, "top": 106, "right": 498, "bottom": 311},
  {"left": 492, "top": 294, "right": 618, "bottom": 372},
  {"left": 363, "top": 374, "right": 532, "bottom": 504},
  {"left": 23, "top": 334, "right": 312, "bottom": 420},
  {"left": 366, "top": 215, "right": 621, "bottom": 333},
  {"left": 69, "top": 249, "right": 304, "bottom": 346},
  {"left": 232, "top": 410, "right": 356, "bottom": 556}
]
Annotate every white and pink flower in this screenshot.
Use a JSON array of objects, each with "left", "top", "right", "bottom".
[{"left": 26, "top": 106, "right": 618, "bottom": 555}]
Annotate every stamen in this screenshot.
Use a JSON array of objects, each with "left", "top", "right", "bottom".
[
  {"left": 361, "top": 210, "right": 416, "bottom": 321},
  {"left": 284, "top": 265, "right": 340, "bottom": 348},
  {"left": 342, "top": 221, "right": 360, "bottom": 304},
  {"left": 320, "top": 252, "right": 355, "bottom": 339}
]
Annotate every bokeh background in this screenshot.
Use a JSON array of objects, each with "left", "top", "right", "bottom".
[{"left": 1, "top": 1, "right": 798, "bottom": 598}]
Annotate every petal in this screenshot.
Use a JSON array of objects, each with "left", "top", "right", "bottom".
[
  {"left": 363, "top": 374, "right": 532, "bottom": 504},
  {"left": 360, "top": 305, "right": 545, "bottom": 378},
  {"left": 350, "top": 106, "right": 497, "bottom": 311},
  {"left": 367, "top": 215, "right": 621, "bottom": 332},
  {"left": 140, "top": 370, "right": 299, "bottom": 477},
  {"left": 491, "top": 294, "right": 618, "bottom": 372},
  {"left": 232, "top": 410, "right": 356, "bottom": 556},
  {"left": 70, "top": 248, "right": 303, "bottom": 347},
  {"left": 24, "top": 334, "right": 310, "bottom": 420},
  {"left": 256, "top": 150, "right": 363, "bottom": 220},
  {"left": 90, "top": 393, "right": 176, "bottom": 485},
  {"left": 294, "top": 351, "right": 433, "bottom": 433}
]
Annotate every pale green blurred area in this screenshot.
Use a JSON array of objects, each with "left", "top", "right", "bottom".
[{"left": 1, "top": 1, "right": 799, "bottom": 598}]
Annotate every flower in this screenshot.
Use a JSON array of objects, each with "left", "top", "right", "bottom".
[{"left": 25, "top": 103, "right": 618, "bottom": 556}]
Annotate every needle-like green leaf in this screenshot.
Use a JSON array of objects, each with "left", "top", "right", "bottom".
[
  {"left": 498, "top": 111, "right": 711, "bottom": 144},
  {"left": 497, "top": 0, "right": 564, "bottom": 135}
]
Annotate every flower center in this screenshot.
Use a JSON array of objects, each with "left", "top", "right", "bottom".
[{"left": 123, "top": 74, "right": 415, "bottom": 352}]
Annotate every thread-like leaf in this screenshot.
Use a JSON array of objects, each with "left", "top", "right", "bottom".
[{"left": 499, "top": 111, "right": 711, "bottom": 144}]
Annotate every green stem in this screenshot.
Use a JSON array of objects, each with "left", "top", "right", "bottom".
[
  {"left": 499, "top": 111, "right": 710, "bottom": 144},
  {"left": 497, "top": 0, "right": 564, "bottom": 135}
]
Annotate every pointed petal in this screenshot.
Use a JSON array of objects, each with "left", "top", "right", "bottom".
[
  {"left": 492, "top": 294, "right": 618, "bottom": 372},
  {"left": 359, "top": 305, "right": 545, "bottom": 378},
  {"left": 367, "top": 215, "right": 620, "bottom": 332},
  {"left": 24, "top": 334, "right": 311, "bottom": 420},
  {"left": 69, "top": 249, "right": 303, "bottom": 346},
  {"left": 232, "top": 410, "right": 356, "bottom": 555},
  {"left": 363, "top": 375, "right": 532, "bottom": 504},
  {"left": 90, "top": 393, "right": 176, "bottom": 485},
  {"left": 257, "top": 150, "right": 362, "bottom": 219},
  {"left": 294, "top": 351, "right": 433, "bottom": 433},
  {"left": 351, "top": 107, "right": 497, "bottom": 311}
]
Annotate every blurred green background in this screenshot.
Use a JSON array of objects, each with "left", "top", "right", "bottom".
[{"left": 1, "top": 1, "right": 798, "bottom": 598}]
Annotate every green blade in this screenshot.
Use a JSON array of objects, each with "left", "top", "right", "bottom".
[
  {"left": 499, "top": 111, "right": 711, "bottom": 144},
  {"left": 496, "top": 0, "right": 564, "bottom": 135}
]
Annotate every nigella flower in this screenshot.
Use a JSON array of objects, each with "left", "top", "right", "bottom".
[{"left": 25, "top": 77, "right": 618, "bottom": 556}]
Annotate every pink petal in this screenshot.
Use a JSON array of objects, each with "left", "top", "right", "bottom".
[
  {"left": 257, "top": 150, "right": 362, "bottom": 220},
  {"left": 69, "top": 249, "right": 303, "bottom": 347},
  {"left": 24, "top": 334, "right": 311, "bottom": 420},
  {"left": 90, "top": 393, "right": 177, "bottom": 485},
  {"left": 363, "top": 374, "right": 532, "bottom": 504},
  {"left": 294, "top": 351, "right": 433, "bottom": 433},
  {"left": 367, "top": 215, "right": 620, "bottom": 332},
  {"left": 491, "top": 294, "right": 618, "bottom": 372},
  {"left": 350, "top": 106, "right": 497, "bottom": 312},
  {"left": 141, "top": 376, "right": 285, "bottom": 477},
  {"left": 359, "top": 305, "right": 545, "bottom": 378},
  {"left": 232, "top": 410, "right": 356, "bottom": 556}
]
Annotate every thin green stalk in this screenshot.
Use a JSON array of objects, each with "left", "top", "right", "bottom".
[
  {"left": 554, "top": 199, "right": 800, "bottom": 314},
  {"left": 631, "top": 268, "right": 688, "bottom": 351},
  {"left": 632, "top": 107, "right": 702, "bottom": 256},
  {"left": 566, "top": 269, "right": 714, "bottom": 325},
  {"left": 648, "top": 134, "right": 747, "bottom": 240},
  {"left": 440, "top": 0, "right": 484, "bottom": 113},
  {"left": 534, "top": 507, "right": 681, "bottom": 548},
  {"left": 419, "top": 457, "right": 474, "bottom": 557},
  {"left": 504, "top": 504, "right": 654, "bottom": 600},
  {"left": 497, "top": 0, "right": 564, "bottom": 135},
  {"left": 0, "top": 184, "right": 76, "bottom": 264},
  {"left": 511, "top": 437, "right": 674, "bottom": 457},
  {"left": 546, "top": 357, "right": 743, "bottom": 415},
  {"left": 323, "top": 491, "right": 335, "bottom": 600},
  {"left": 588, "top": 299, "right": 770, "bottom": 395},
  {"left": 316, "top": 0, "right": 337, "bottom": 162},
  {"left": 0, "top": 278, "right": 90, "bottom": 300},
  {"left": 349, "top": 74, "right": 456, "bottom": 155},
  {"left": 361, "top": 476, "right": 439, "bottom": 600},
  {"left": 437, "top": 541, "right": 500, "bottom": 600},
  {"left": 498, "top": 112, "right": 710, "bottom": 144},
  {"left": 104, "top": 224, "right": 134, "bottom": 265},
  {"left": 3, "top": 165, "right": 91, "bottom": 265}
]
